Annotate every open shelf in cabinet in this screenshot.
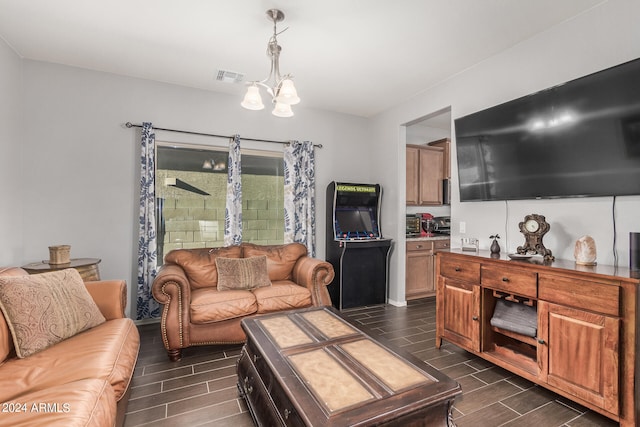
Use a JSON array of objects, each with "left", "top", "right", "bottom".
[
  {"left": 490, "top": 325, "right": 537, "bottom": 347},
  {"left": 485, "top": 329, "right": 538, "bottom": 376},
  {"left": 482, "top": 288, "right": 539, "bottom": 376}
]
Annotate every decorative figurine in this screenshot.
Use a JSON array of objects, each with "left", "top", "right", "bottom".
[
  {"left": 490, "top": 234, "right": 501, "bottom": 254},
  {"left": 574, "top": 235, "right": 597, "bottom": 265}
]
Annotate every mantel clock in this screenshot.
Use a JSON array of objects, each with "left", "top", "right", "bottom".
[{"left": 517, "top": 214, "right": 554, "bottom": 261}]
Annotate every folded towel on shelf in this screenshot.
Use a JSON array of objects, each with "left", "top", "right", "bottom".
[{"left": 490, "top": 299, "right": 537, "bottom": 338}]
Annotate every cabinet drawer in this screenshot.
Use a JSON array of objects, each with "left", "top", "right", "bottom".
[
  {"left": 439, "top": 258, "right": 480, "bottom": 283},
  {"left": 407, "top": 241, "right": 433, "bottom": 252},
  {"left": 539, "top": 274, "right": 620, "bottom": 316},
  {"left": 237, "top": 349, "right": 290, "bottom": 426},
  {"left": 434, "top": 240, "right": 450, "bottom": 251},
  {"left": 481, "top": 265, "right": 537, "bottom": 298}
]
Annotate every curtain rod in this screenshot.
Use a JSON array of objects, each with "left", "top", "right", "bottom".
[{"left": 125, "top": 122, "right": 323, "bottom": 148}]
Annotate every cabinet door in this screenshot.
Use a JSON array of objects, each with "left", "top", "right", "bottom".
[
  {"left": 406, "top": 147, "right": 419, "bottom": 205},
  {"left": 428, "top": 138, "right": 451, "bottom": 178},
  {"left": 406, "top": 250, "right": 434, "bottom": 299},
  {"left": 538, "top": 301, "right": 619, "bottom": 415},
  {"left": 418, "top": 148, "right": 444, "bottom": 205},
  {"left": 436, "top": 277, "right": 480, "bottom": 352}
]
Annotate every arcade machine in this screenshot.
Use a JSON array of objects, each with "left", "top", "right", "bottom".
[{"left": 326, "top": 182, "right": 392, "bottom": 309}]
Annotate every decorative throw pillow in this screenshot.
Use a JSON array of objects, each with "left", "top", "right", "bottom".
[
  {"left": 164, "top": 246, "right": 243, "bottom": 289},
  {"left": 216, "top": 256, "right": 272, "bottom": 291},
  {"left": 0, "top": 269, "right": 106, "bottom": 358}
]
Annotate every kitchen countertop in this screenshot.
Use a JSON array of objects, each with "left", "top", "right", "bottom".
[{"left": 406, "top": 235, "right": 450, "bottom": 241}]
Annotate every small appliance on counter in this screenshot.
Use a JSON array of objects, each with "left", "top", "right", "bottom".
[
  {"left": 406, "top": 214, "right": 421, "bottom": 237},
  {"left": 421, "top": 213, "right": 436, "bottom": 237},
  {"left": 407, "top": 214, "right": 451, "bottom": 238},
  {"left": 420, "top": 214, "right": 451, "bottom": 237},
  {"left": 433, "top": 216, "right": 451, "bottom": 235}
]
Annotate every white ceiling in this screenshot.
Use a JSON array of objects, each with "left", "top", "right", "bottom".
[{"left": 0, "top": 0, "right": 604, "bottom": 117}]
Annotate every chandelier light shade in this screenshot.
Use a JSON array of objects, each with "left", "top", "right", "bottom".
[
  {"left": 275, "top": 79, "right": 300, "bottom": 105},
  {"left": 240, "top": 84, "right": 265, "bottom": 110},
  {"left": 241, "top": 9, "right": 300, "bottom": 117},
  {"left": 272, "top": 102, "right": 294, "bottom": 118}
]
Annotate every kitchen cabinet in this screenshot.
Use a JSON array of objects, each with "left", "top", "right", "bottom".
[
  {"left": 406, "top": 239, "right": 450, "bottom": 300},
  {"left": 406, "top": 146, "right": 419, "bottom": 205},
  {"left": 427, "top": 138, "right": 451, "bottom": 178},
  {"left": 435, "top": 250, "right": 637, "bottom": 426},
  {"left": 406, "top": 145, "right": 443, "bottom": 205}
]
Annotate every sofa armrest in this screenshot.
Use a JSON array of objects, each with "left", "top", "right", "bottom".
[
  {"left": 85, "top": 280, "right": 127, "bottom": 320},
  {"left": 151, "top": 264, "right": 193, "bottom": 352},
  {"left": 292, "top": 257, "right": 335, "bottom": 306}
]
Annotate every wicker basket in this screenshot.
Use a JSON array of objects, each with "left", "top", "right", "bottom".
[{"left": 48, "top": 245, "right": 71, "bottom": 265}]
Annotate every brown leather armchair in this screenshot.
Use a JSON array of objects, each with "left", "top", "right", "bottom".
[{"left": 152, "top": 243, "right": 334, "bottom": 361}]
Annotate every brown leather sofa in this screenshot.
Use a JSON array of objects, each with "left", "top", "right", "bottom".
[
  {"left": 0, "top": 267, "right": 140, "bottom": 427},
  {"left": 152, "top": 243, "right": 335, "bottom": 361}
]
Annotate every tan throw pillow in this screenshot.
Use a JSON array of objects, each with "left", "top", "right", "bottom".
[
  {"left": 0, "top": 269, "right": 106, "bottom": 358},
  {"left": 164, "top": 246, "right": 243, "bottom": 289},
  {"left": 216, "top": 256, "right": 272, "bottom": 291}
]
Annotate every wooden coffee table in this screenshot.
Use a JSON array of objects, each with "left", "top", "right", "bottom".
[{"left": 237, "top": 306, "right": 461, "bottom": 426}]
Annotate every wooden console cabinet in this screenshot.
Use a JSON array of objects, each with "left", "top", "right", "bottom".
[{"left": 436, "top": 250, "right": 640, "bottom": 426}]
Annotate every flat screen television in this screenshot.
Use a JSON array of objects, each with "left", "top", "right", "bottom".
[{"left": 455, "top": 57, "right": 640, "bottom": 202}]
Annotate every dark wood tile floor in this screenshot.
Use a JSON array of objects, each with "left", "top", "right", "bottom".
[{"left": 124, "top": 298, "right": 617, "bottom": 426}]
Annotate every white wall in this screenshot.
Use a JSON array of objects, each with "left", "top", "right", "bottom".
[
  {"left": 6, "top": 0, "right": 640, "bottom": 315},
  {"left": 19, "top": 61, "right": 370, "bottom": 316},
  {"left": 370, "top": 0, "right": 640, "bottom": 305},
  {"left": 0, "top": 37, "right": 24, "bottom": 264},
  {"left": 406, "top": 124, "right": 449, "bottom": 145}
]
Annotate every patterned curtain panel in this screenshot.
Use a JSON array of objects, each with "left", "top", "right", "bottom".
[
  {"left": 224, "top": 135, "right": 242, "bottom": 246},
  {"left": 137, "top": 122, "right": 160, "bottom": 320},
  {"left": 284, "top": 141, "right": 316, "bottom": 257}
]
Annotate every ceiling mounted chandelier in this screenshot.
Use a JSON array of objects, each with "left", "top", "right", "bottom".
[{"left": 241, "top": 9, "right": 300, "bottom": 118}]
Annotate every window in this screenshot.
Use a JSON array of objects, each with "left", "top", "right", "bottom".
[{"left": 155, "top": 143, "right": 284, "bottom": 264}]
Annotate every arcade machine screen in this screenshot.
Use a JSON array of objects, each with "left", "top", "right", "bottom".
[{"left": 334, "top": 207, "right": 378, "bottom": 239}]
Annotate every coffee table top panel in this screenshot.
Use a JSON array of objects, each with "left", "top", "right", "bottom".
[
  {"left": 340, "top": 339, "right": 433, "bottom": 391},
  {"left": 258, "top": 316, "right": 314, "bottom": 348},
  {"left": 288, "top": 348, "right": 376, "bottom": 412},
  {"left": 258, "top": 308, "right": 360, "bottom": 349},
  {"left": 301, "top": 309, "right": 358, "bottom": 339}
]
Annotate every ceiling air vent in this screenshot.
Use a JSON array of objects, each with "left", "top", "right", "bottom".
[{"left": 216, "top": 69, "right": 244, "bottom": 83}]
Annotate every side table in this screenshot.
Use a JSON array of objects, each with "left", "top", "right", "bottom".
[{"left": 22, "top": 258, "right": 101, "bottom": 281}]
